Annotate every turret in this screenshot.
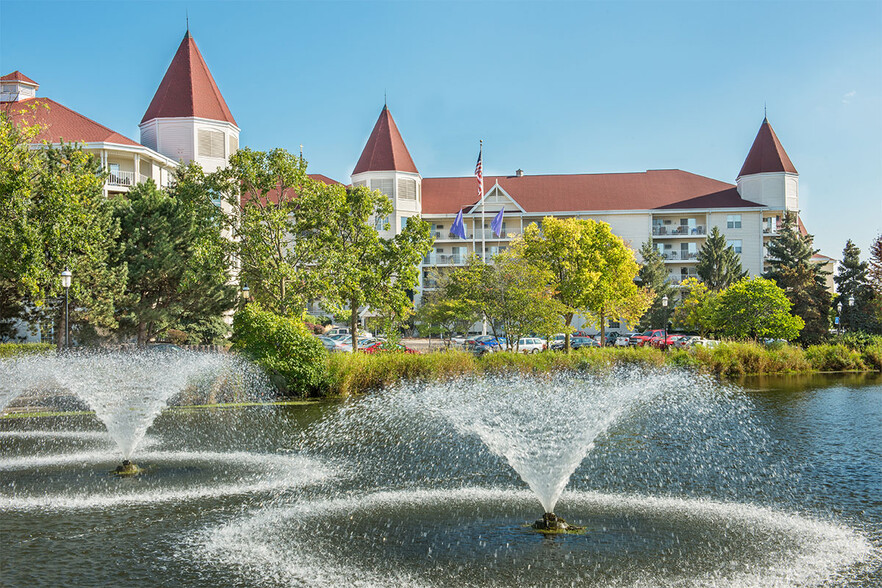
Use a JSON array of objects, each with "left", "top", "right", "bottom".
[
  {"left": 736, "top": 117, "right": 798, "bottom": 212},
  {"left": 139, "top": 31, "right": 239, "bottom": 173},
  {"left": 0, "top": 71, "right": 39, "bottom": 103},
  {"left": 351, "top": 105, "right": 422, "bottom": 235}
]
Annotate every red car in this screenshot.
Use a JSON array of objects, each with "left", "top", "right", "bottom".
[
  {"left": 360, "top": 341, "right": 420, "bottom": 354},
  {"left": 631, "top": 329, "right": 666, "bottom": 347},
  {"left": 649, "top": 333, "right": 682, "bottom": 350}
]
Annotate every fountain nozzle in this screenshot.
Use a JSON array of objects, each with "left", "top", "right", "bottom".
[
  {"left": 532, "top": 512, "right": 584, "bottom": 533},
  {"left": 114, "top": 459, "right": 141, "bottom": 476}
]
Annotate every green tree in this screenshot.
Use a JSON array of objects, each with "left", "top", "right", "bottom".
[
  {"left": 519, "top": 216, "right": 646, "bottom": 348},
  {"left": 113, "top": 175, "right": 236, "bottom": 346},
  {"left": 637, "top": 238, "right": 676, "bottom": 329},
  {"left": 214, "top": 147, "right": 322, "bottom": 315},
  {"left": 714, "top": 277, "right": 804, "bottom": 341},
  {"left": 763, "top": 212, "right": 831, "bottom": 343},
  {"left": 444, "top": 251, "right": 565, "bottom": 349},
  {"left": 0, "top": 115, "right": 126, "bottom": 346},
  {"left": 305, "top": 184, "right": 434, "bottom": 351},
  {"left": 671, "top": 277, "right": 719, "bottom": 336},
  {"left": 833, "top": 239, "right": 877, "bottom": 333},
  {"left": 696, "top": 226, "right": 746, "bottom": 290}
]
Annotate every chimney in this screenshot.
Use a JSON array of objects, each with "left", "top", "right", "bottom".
[{"left": 515, "top": 169, "right": 524, "bottom": 177}]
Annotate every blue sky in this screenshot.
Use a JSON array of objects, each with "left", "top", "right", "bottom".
[{"left": 2, "top": 0, "right": 880, "bottom": 260}]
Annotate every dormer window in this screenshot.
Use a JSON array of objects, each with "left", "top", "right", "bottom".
[{"left": 0, "top": 72, "right": 39, "bottom": 103}]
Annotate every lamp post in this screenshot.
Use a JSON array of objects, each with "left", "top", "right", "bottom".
[
  {"left": 60, "top": 269, "right": 72, "bottom": 350},
  {"left": 241, "top": 285, "right": 250, "bottom": 305},
  {"left": 661, "top": 295, "right": 669, "bottom": 351},
  {"left": 837, "top": 301, "right": 843, "bottom": 335}
]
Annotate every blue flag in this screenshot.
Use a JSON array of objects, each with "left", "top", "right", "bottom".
[
  {"left": 450, "top": 209, "right": 467, "bottom": 239},
  {"left": 491, "top": 208, "right": 504, "bottom": 237}
]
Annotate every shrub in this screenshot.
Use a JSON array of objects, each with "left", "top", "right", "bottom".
[
  {"left": 326, "top": 349, "right": 476, "bottom": 396},
  {"left": 687, "top": 341, "right": 811, "bottom": 376},
  {"left": 164, "top": 329, "right": 190, "bottom": 345},
  {"left": 861, "top": 343, "right": 882, "bottom": 370},
  {"left": 804, "top": 344, "right": 866, "bottom": 371},
  {"left": 231, "top": 304, "right": 327, "bottom": 397},
  {"left": 0, "top": 342, "right": 55, "bottom": 358}
]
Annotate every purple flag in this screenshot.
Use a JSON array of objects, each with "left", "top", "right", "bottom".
[
  {"left": 491, "top": 208, "right": 504, "bottom": 237},
  {"left": 450, "top": 209, "right": 467, "bottom": 239}
]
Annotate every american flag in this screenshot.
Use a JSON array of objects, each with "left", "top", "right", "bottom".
[{"left": 475, "top": 143, "right": 483, "bottom": 200}]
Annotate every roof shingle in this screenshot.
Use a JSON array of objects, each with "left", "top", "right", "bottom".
[
  {"left": 738, "top": 118, "right": 797, "bottom": 177},
  {"left": 3, "top": 97, "right": 142, "bottom": 147},
  {"left": 352, "top": 106, "right": 418, "bottom": 175}
]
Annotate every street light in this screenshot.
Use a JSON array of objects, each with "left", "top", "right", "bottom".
[
  {"left": 837, "top": 301, "right": 843, "bottom": 335},
  {"left": 60, "top": 269, "right": 72, "bottom": 349},
  {"left": 661, "top": 295, "right": 669, "bottom": 351},
  {"left": 241, "top": 285, "right": 250, "bottom": 304}
]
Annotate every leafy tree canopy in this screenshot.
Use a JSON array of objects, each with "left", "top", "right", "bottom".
[{"left": 714, "top": 276, "right": 804, "bottom": 341}]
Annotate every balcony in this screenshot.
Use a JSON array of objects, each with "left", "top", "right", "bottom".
[
  {"left": 107, "top": 171, "right": 150, "bottom": 188},
  {"left": 652, "top": 225, "right": 706, "bottom": 237},
  {"left": 668, "top": 274, "right": 699, "bottom": 285},
  {"left": 762, "top": 225, "right": 778, "bottom": 235},
  {"left": 662, "top": 251, "right": 698, "bottom": 261},
  {"left": 423, "top": 253, "right": 467, "bottom": 266}
]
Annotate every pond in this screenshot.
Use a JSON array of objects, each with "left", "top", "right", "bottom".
[{"left": 1, "top": 368, "right": 880, "bottom": 587}]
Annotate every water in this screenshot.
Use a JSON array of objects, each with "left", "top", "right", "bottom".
[{"left": 1, "top": 368, "right": 880, "bottom": 586}]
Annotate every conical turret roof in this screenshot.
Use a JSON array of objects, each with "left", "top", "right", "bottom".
[
  {"left": 353, "top": 106, "right": 418, "bottom": 175},
  {"left": 738, "top": 117, "right": 797, "bottom": 177},
  {"left": 141, "top": 31, "right": 236, "bottom": 126}
]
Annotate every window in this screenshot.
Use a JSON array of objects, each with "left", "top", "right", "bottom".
[
  {"left": 727, "top": 239, "right": 743, "bottom": 254},
  {"left": 375, "top": 215, "right": 390, "bottom": 231},
  {"left": 400, "top": 216, "right": 409, "bottom": 231},
  {"left": 353, "top": 180, "right": 367, "bottom": 188},
  {"left": 608, "top": 319, "right": 621, "bottom": 329},
  {"left": 398, "top": 178, "right": 417, "bottom": 200},
  {"left": 198, "top": 129, "right": 225, "bottom": 158},
  {"left": 371, "top": 178, "right": 394, "bottom": 197},
  {"left": 229, "top": 135, "right": 239, "bottom": 155},
  {"left": 726, "top": 214, "right": 742, "bottom": 229}
]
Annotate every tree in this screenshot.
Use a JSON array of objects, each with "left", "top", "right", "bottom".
[
  {"left": 763, "top": 212, "right": 831, "bottom": 343},
  {"left": 443, "top": 251, "right": 565, "bottom": 350},
  {"left": 867, "top": 235, "right": 882, "bottom": 331},
  {"left": 415, "top": 268, "right": 480, "bottom": 346},
  {"left": 305, "top": 184, "right": 434, "bottom": 351},
  {"left": 833, "top": 239, "right": 877, "bottom": 333},
  {"left": 671, "top": 277, "right": 719, "bottom": 336},
  {"left": 0, "top": 115, "right": 126, "bottom": 346},
  {"left": 696, "top": 226, "right": 746, "bottom": 290},
  {"left": 214, "top": 147, "right": 322, "bottom": 315},
  {"left": 518, "top": 216, "right": 647, "bottom": 348},
  {"left": 637, "top": 238, "right": 676, "bottom": 329},
  {"left": 714, "top": 277, "right": 804, "bottom": 341},
  {"left": 113, "top": 173, "right": 237, "bottom": 346}
]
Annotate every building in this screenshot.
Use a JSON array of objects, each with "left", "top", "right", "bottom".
[{"left": 348, "top": 106, "right": 807, "bottom": 321}]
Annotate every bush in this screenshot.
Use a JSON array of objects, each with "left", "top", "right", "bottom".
[
  {"left": 0, "top": 342, "right": 55, "bottom": 358},
  {"left": 861, "top": 343, "right": 882, "bottom": 370},
  {"left": 688, "top": 341, "right": 811, "bottom": 376},
  {"left": 326, "top": 349, "right": 475, "bottom": 396},
  {"left": 829, "top": 332, "right": 882, "bottom": 351},
  {"left": 804, "top": 344, "right": 866, "bottom": 371},
  {"left": 231, "top": 304, "right": 328, "bottom": 397}
]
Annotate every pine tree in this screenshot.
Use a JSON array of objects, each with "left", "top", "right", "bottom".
[
  {"left": 867, "top": 234, "right": 882, "bottom": 331},
  {"left": 637, "top": 238, "right": 676, "bottom": 329},
  {"left": 833, "top": 240, "right": 877, "bottom": 333},
  {"left": 763, "top": 212, "right": 831, "bottom": 343},
  {"left": 695, "top": 226, "right": 747, "bottom": 290}
]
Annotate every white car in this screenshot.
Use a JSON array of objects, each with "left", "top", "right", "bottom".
[
  {"left": 516, "top": 337, "right": 546, "bottom": 354},
  {"left": 614, "top": 335, "right": 631, "bottom": 347}
]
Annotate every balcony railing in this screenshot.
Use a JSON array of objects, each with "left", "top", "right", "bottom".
[
  {"left": 762, "top": 225, "right": 778, "bottom": 235},
  {"left": 669, "top": 274, "right": 699, "bottom": 285},
  {"left": 662, "top": 251, "right": 699, "bottom": 261},
  {"left": 107, "top": 172, "right": 151, "bottom": 188},
  {"left": 423, "top": 253, "right": 467, "bottom": 265},
  {"left": 652, "top": 225, "right": 706, "bottom": 237}
]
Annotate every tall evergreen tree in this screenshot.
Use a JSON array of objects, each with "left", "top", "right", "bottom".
[
  {"left": 637, "top": 238, "right": 675, "bottom": 329},
  {"left": 763, "top": 212, "right": 831, "bottom": 343},
  {"left": 113, "top": 178, "right": 236, "bottom": 346},
  {"left": 695, "top": 226, "right": 746, "bottom": 290},
  {"left": 867, "top": 234, "right": 882, "bottom": 331},
  {"left": 833, "top": 240, "right": 876, "bottom": 333}
]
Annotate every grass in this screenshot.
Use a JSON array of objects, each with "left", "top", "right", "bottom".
[{"left": 0, "top": 399, "right": 321, "bottom": 420}]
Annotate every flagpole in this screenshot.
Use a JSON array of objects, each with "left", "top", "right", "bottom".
[{"left": 480, "top": 140, "right": 485, "bottom": 264}]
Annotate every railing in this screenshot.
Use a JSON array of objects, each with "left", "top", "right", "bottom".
[
  {"left": 107, "top": 170, "right": 135, "bottom": 187},
  {"left": 662, "top": 251, "right": 699, "bottom": 261},
  {"left": 652, "top": 225, "right": 706, "bottom": 236},
  {"left": 762, "top": 225, "right": 778, "bottom": 235},
  {"left": 669, "top": 274, "right": 699, "bottom": 285},
  {"left": 435, "top": 229, "right": 521, "bottom": 240},
  {"left": 423, "top": 253, "right": 467, "bottom": 265}
]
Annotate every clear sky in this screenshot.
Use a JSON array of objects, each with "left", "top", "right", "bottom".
[{"left": 2, "top": 0, "right": 880, "bottom": 260}]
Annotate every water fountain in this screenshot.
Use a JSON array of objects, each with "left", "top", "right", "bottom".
[{"left": 1, "top": 359, "right": 879, "bottom": 586}]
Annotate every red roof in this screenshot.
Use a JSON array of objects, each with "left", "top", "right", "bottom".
[
  {"left": 243, "top": 174, "right": 342, "bottom": 205},
  {"left": 1, "top": 71, "right": 38, "bottom": 85},
  {"left": 352, "top": 106, "right": 418, "bottom": 175},
  {"left": 309, "top": 173, "right": 341, "bottom": 186},
  {"left": 422, "top": 169, "right": 763, "bottom": 214},
  {"left": 738, "top": 118, "right": 797, "bottom": 177},
  {"left": 3, "top": 97, "right": 142, "bottom": 147},
  {"left": 141, "top": 32, "right": 236, "bottom": 125}
]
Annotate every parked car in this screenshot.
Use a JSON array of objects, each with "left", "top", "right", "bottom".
[
  {"left": 571, "top": 336, "right": 600, "bottom": 349},
  {"left": 315, "top": 335, "right": 352, "bottom": 353},
  {"left": 672, "top": 335, "right": 702, "bottom": 349},
  {"left": 361, "top": 341, "right": 419, "bottom": 354},
  {"left": 631, "top": 329, "right": 666, "bottom": 347},
  {"left": 649, "top": 333, "right": 682, "bottom": 349},
  {"left": 604, "top": 331, "right": 621, "bottom": 346},
  {"left": 516, "top": 337, "right": 546, "bottom": 354},
  {"left": 614, "top": 335, "right": 631, "bottom": 347}
]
